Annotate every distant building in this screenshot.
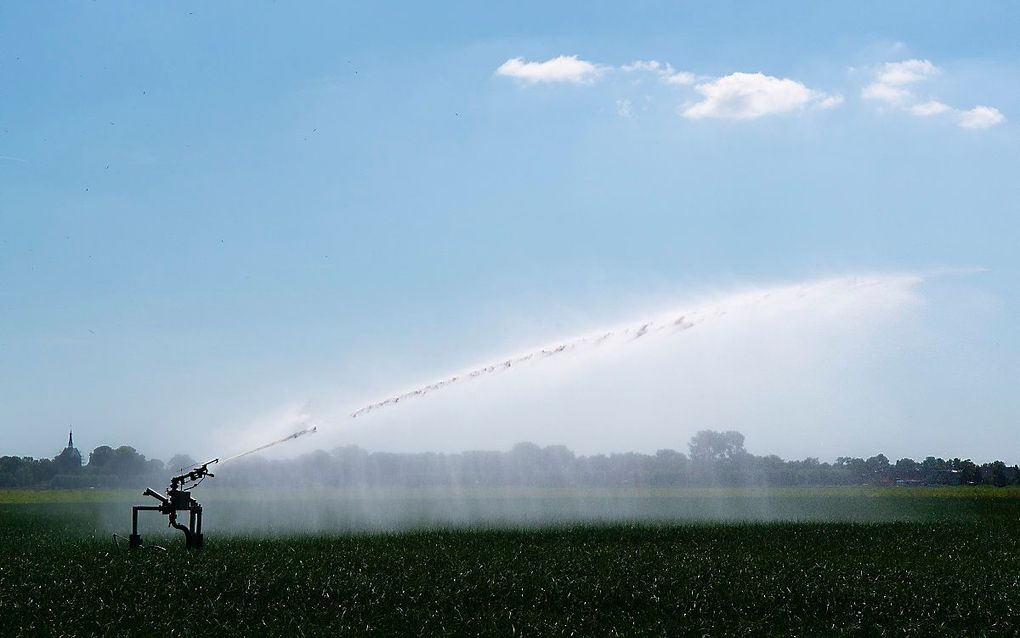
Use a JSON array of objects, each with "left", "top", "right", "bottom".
[{"left": 54, "top": 428, "right": 82, "bottom": 469}]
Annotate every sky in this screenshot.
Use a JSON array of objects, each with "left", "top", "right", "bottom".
[{"left": 1, "top": 1, "right": 1018, "bottom": 463}]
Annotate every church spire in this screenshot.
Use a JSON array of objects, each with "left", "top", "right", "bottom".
[{"left": 68, "top": 428, "right": 74, "bottom": 449}]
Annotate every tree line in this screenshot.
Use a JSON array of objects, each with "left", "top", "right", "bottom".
[
  {"left": 0, "top": 445, "right": 197, "bottom": 489},
  {"left": 5, "top": 430, "right": 1018, "bottom": 489}
]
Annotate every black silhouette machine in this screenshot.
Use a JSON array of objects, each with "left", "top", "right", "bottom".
[
  {"left": 129, "top": 459, "right": 217, "bottom": 549},
  {"left": 127, "top": 425, "right": 317, "bottom": 550}
]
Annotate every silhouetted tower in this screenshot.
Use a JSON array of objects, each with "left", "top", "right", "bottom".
[{"left": 56, "top": 427, "right": 82, "bottom": 469}]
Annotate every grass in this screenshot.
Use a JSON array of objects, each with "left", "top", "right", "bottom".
[{"left": 3, "top": 488, "right": 1020, "bottom": 635}]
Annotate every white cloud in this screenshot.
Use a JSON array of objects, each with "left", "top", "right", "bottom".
[
  {"left": 876, "top": 59, "right": 939, "bottom": 87},
  {"left": 910, "top": 100, "right": 952, "bottom": 116},
  {"left": 862, "top": 59, "right": 940, "bottom": 105},
  {"left": 817, "top": 94, "right": 845, "bottom": 110},
  {"left": 861, "top": 82, "right": 912, "bottom": 105},
  {"left": 621, "top": 60, "right": 663, "bottom": 73},
  {"left": 622, "top": 59, "right": 695, "bottom": 85},
  {"left": 863, "top": 59, "right": 1004, "bottom": 130},
  {"left": 957, "top": 106, "right": 1006, "bottom": 129},
  {"left": 495, "top": 55, "right": 607, "bottom": 84},
  {"left": 683, "top": 72, "right": 839, "bottom": 120},
  {"left": 498, "top": 53, "right": 1005, "bottom": 132},
  {"left": 663, "top": 70, "right": 696, "bottom": 86}
]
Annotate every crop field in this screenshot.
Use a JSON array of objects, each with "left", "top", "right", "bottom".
[{"left": 3, "top": 488, "right": 1020, "bottom": 635}]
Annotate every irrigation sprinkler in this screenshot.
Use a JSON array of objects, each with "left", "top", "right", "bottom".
[
  {"left": 127, "top": 425, "right": 318, "bottom": 550},
  {"left": 130, "top": 459, "right": 217, "bottom": 550}
]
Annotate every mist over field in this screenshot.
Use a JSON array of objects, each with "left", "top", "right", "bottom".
[
  {"left": 9, "top": 271, "right": 1011, "bottom": 535},
  {"left": 107, "top": 487, "right": 966, "bottom": 537}
]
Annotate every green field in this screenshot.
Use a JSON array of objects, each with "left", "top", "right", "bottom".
[{"left": 3, "top": 488, "right": 1020, "bottom": 635}]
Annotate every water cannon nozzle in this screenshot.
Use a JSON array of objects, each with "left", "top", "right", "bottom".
[{"left": 143, "top": 487, "right": 168, "bottom": 504}]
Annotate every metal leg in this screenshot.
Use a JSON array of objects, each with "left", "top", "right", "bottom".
[
  {"left": 192, "top": 506, "right": 204, "bottom": 549},
  {"left": 129, "top": 505, "right": 161, "bottom": 548},
  {"left": 129, "top": 506, "right": 142, "bottom": 548}
]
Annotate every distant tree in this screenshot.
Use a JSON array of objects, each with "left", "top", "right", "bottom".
[
  {"left": 921, "top": 456, "right": 947, "bottom": 476},
  {"left": 166, "top": 454, "right": 199, "bottom": 473},
  {"left": 543, "top": 445, "right": 575, "bottom": 465},
  {"left": 0, "top": 456, "right": 35, "bottom": 487},
  {"left": 146, "top": 458, "right": 165, "bottom": 477},
  {"left": 112, "top": 446, "right": 148, "bottom": 476},
  {"left": 31, "top": 458, "right": 58, "bottom": 485},
  {"left": 835, "top": 457, "right": 868, "bottom": 482},
  {"left": 956, "top": 459, "right": 981, "bottom": 484},
  {"left": 688, "top": 430, "right": 747, "bottom": 464},
  {"left": 302, "top": 450, "right": 334, "bottom": 487},
  {"left": 541, "top": 445, "right": 577, "bottom": 486},
  {"left": 865, "top": 454, "right": 890, "bottom": 473},
  {"left": 652, "top": 449, "right": 688, "bottom": 485},
  {"left": 655, "top": 449, "right": 685, "bottom": 463},
  {"left": 88, "top": 445, "right": 116, "bottom": 469},
  {"left": 894, "top": 458, "right": 919, "bottom": 480},
  {"left": 86, "top": 445, "right": 150, "bottom": 480},
  {"left": 991, "top": 461, "right": 1009, "bottom": 487},
  {"left": 511, "top": 442, "right": 543, "bottom": 460}
]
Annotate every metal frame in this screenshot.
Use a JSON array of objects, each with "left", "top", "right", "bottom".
[
  {"left": 129, "top": 460, "right": 216, "bottom": 550},
  {"left": 129, "top": 493, "right": 204, "bottom": 549}
]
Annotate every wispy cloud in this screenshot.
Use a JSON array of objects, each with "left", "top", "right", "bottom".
[
  {"left": 616, "top": 98, "right": 633, "bottom": 119},
  {"left": 910, "top": 100, "right": 952, "bottom": 116},
  {"left": 683, "top": 72, "right": 841, "bottom": 120},
  {"left": 862, "top": 59, "right": 940, "bottom": 105},
  {"left": 862, "top": 59, "right": 939, "bottom": 108},
  {"left": 817, "top": 94, "right": 845, "bottom": 110},
  {"left": 863, "top": 59, "right": 1005, "bottom": 129},
  {"left": 621, "top": 60, "right": 695, "bottom": 86},
  {"left": 495, "top": 55, "right": 608, "bottom": 85}
]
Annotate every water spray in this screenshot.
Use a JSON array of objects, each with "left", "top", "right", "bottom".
[
  {"left": 128, "top": 426, "right": 317, "bottom": 549},
  {"left": 348, "top": 314, "right": 697, "bottom": 418},
  {"left": 219, "top": 425, "right": 319, "bottom": 463},
  {"left": 348, "top": 276, "right": 917, "bottom": 419}
]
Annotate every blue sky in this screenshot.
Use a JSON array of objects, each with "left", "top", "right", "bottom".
[{"left": 1, "top": 2, "right": 1018, "bottom": 461}]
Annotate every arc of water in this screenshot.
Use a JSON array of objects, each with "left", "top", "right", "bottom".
[
  {"left": 219, "top": 426, "right": 319, "bottom": 464},
  {"left": 349, "top": 311, "right": 702, "bottom": 418},
  {"left": 347, "top": 276, "right": 911, "bottom": 419}
]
